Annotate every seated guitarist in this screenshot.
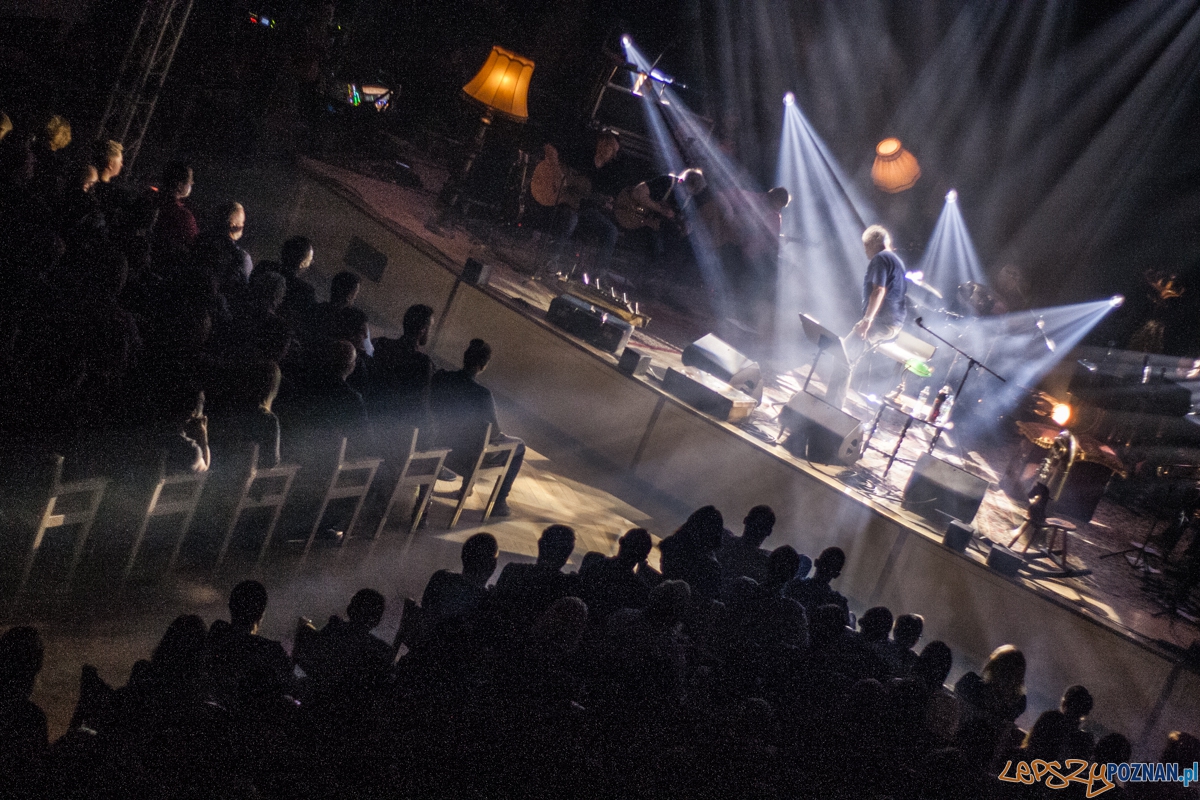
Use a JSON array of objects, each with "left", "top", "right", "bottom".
[
  {"left": 627, "top": 168, "right": 707, "bottom": 263},
  {"left": 544, "top": 129, "right": 630, "bottom": 281}
]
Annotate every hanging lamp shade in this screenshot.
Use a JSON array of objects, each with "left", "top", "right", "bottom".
[
  {"left": 872, "top": 137, "right": 921, "bottom": 193},
  {"left": 462, "top": 46, "right": 535, "bottom": 122}
]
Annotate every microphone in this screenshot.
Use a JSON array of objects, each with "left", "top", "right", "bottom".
[{"left": 915, "top": 316, "right": 925, "bottom": 329}]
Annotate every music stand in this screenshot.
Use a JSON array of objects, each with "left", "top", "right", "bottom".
[{"left": 799, "top": 314, "right": 848, "bottom": 398}]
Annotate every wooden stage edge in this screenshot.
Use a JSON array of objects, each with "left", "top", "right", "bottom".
[{"left": 283, "top": 160, "right": 1196, "bottom": 756}]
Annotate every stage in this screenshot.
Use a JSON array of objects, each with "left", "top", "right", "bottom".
[{"left": 229, "top": 155, "right": 1198, "bottom": 756}]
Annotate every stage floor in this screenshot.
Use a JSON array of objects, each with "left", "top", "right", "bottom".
[{"left": 298, "top": 155, "right": 1197, "bottom": 652}]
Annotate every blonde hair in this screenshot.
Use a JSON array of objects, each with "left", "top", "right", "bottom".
[
  {"left": 45, "top": 115, "right": 71, "bottom": 151},
  {"left": 862, "top": 225, "right": 891, "bottom": 251},
  {"left": 91, "top": 139, "right": 123, "bottom": 170},
  {"left": 0, "top": 112, "right": 12, "bottom": 142}
]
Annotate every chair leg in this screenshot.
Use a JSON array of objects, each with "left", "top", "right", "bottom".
[
  {"left": 481, "top": 474, "right": 505, "bottom": 523},
  {"left": 375, "top": 478, "right": 406, "bottom": 540},
  {"left": 215, "top": 502, "right": 245, "bottom": 574},
  {"left": 165, "top": 499, "right": 202, "bottom": 575},
  {"left": 65, "top": 504, "right": 100, "bottom": 590},
  {"left": 341, "top": 492, "right": 371, "bottom": 547},
  {"left": 449, "top": 475, "right": 478, "bottom": 529},
  {"left": 13, "top": 502, "right": 55, "bottom": 606},
  {"left": 124, "top": 486, "right": 164, "bottom": 583},
  {"left": 302, "top": 497, "right": 333, "bottom": 562},
  {"left": 409, "top": 483, "right": 434, "bottom": 535}
]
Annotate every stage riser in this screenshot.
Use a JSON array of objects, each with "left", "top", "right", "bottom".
[{"left": 263, "top": 168, "right": 1195, "bottom": 758}]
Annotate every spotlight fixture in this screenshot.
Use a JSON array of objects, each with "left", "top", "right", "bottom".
[
  {"left": 621, "top": 34, "right": 631, "bottom": 47},
  {"left": 872, "top": 138, "right": 921, "bottom": 193},
  {"left": 1110, "top": 295, "right": 1125, "bottom": 308},
  {"left": 783, "top": 91, "right": 795, "bottom": 106},
  {"left": 1051, "top": 403, "right": 1072, "bottom": 426},
  {"left": 946, "top": 189, "right": 958, "bottom": 203}
]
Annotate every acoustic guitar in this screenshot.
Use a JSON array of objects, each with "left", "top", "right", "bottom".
[
  {"left": 612, "top": 186, "right": 667, "bottom": 231},
  {"left": 530, "top": 146, "right": 593, "bottom": 210}
]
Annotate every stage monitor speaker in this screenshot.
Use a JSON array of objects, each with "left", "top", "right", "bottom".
[
  {"left": 778, "top": 392, "right": 864, "bottom": 466},
  {"left": 618, "top": 347, "right": 652, "bottom": 378},
  {"left": 902, "top": 453, "right": 989, "bottom": 526},
  {"left": 682, "top": 333, "right": 762, "bottom": 402},
  {"left": 943, "top": 520, "right": 973, "bottom": 553},
  {"left": 462, "top": 257, "right": 491, "bottom": 286},
  {"left": 663, "top": 366, "right": 757, "bottom": 423},
  {"left": 987, "top": 543, "right": 1024, "bottom": 577},
  {"left": 546, "top": 294, "right": 633, "bottom": 354}
]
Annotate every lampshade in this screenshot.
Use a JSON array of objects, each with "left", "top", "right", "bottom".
[
  {"left": 462, "top": 46, "right": 535, "bottom": 122},
  {"left": 872, "top": 137, "right": 921, "bottom": 193}
]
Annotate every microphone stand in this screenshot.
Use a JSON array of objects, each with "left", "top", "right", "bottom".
[{"left": 915, "top": 316, "right": 1007, "bottom": 428}]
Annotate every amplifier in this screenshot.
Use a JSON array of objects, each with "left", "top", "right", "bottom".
[
  {"left": 546, "top": 294, "right": 633, "bottom": 354},
  {"left": 663, "top": 366, "right": 757, "bottom": 423},
  {"left": 902, "top": 453, "right": 989, "bottom": 526},
  {"left": 778, "top": 391, "right": 864, "bottom": 466},
  {"left": 987, "top": 543, "right": 1024, "bottom": 578},
  {"left": 618, "top": 347, "right": 652, "bottom": 377},
  {"left": 943, "top": 520, "right": 973, "bottom": 552}
]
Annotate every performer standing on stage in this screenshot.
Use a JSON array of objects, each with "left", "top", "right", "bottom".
[{"left": 826, "top": 224, "right": 907, "bottom": 409}]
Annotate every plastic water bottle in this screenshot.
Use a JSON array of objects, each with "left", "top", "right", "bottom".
[
  {"left": 917, "top": 386, "right": 931, "bottom": 416},
  {"left": 939, "top": 391, "right": 955, "bottom": 425}
]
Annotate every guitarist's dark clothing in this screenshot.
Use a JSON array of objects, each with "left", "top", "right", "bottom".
[
  {"left": 560, "top": 143, "right": 634, "bottom": 206},
  {"left": 552, "top": 144, "right": 632, "bottom": 280}
]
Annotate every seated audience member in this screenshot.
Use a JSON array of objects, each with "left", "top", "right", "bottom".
[
  {"left": 909, "top": 640, "right": 960, "bottom": 746},
  {"left": 955, "top": 644, "right": 1027, "bottom": 734},
  {"left": 494, "top": 524, "right": 578, "bottom": 632},
  {"left": 207, "top": 361, "right": 283, "bottom": 467},
  {"left": 786, "top": 546, "right": 851, "bottom": 625},
  {"left": 1060, "top": 684, "right": 1096, "bottom": 758},
  {"left": 296, "top": 588, "right": 393, "bottom": 697},
  {"left": 310, "top": 269, "right": 362, "bottom": 341},
  {"left": 657, "top": 505, "right": 724, "bottom": 603},
  {"left": 276, "top": 338, "right": 367, "bottom": 450},
  {"left": 717, "top": 504, "right": 775, "bottom": 588},
  {"left": 1020, "top": 710, "right": 1073, "bottom": 764},
  {"left": 858, "top": 606, "right": 895, "bottom": 676},
  {"left": 888, "top": 613, "right": 924, "bottom": 677},
  {"left": 739, "top": 545, "right": 809, "bottom": 650},
  {"left": 604, "top": 579, "right": 692, "bottom": 707},
  {"left": 275, "top": 235, "right": 318, "bottom": 320},
  {"left": 330, "top": 306, "right": 375, "bottom": 403},
  {"left": 421, "top": 532, "right": 499, "bottom": 628},
  {"left": 0, "top": 626, "right": 48, "bottom": 792},
  {"left": 151, "top": 161, "right": 197, "bottom": 261},
  {"left": 579, "top": 528, "right": 654, "bottom": 624},
  {"left": 373, "top": 303, "right": 435, "bottom": 434},
  {"left": 430, "top": 338, "right": 525, "bottom": 517},
  {"left": 144, "top": 386, "right": 211, "bottom": 475},
  {"left": 206, "top": 580, "right": 293, "bottom": 712}
]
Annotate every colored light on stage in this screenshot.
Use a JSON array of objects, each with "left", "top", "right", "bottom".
[
  {"left": 1110, "top": 294, "right": 1125, "bottom": 308},
  {"left": 1051, "top": 403, "right": 1072, "bottom": 426},
  {"left": 872, "top": 138, "right": 921, "bottom": 193},
  {"left": 946, "top": 189, "right": 958, "bottom": 203},
  {"left": 783, "top": 91, "right": 795, "bottom": 106},
  {"left": 621, "top": 35, "right": 632, "bottom": 47}
]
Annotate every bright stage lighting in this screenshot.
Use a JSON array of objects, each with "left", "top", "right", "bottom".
[
  {"left": 916, "top": 184, "right": 985, "bottom": 294},
  {"left": 1051, "top": 403, "right": 1072, "bottom": 426},
  {"left": 621, "top": 34, "right": 631, "bottom": 47},
  {"left": 783, "top": 91, "right": 795, "bottom": 106},
  {"left": 1110, "top": 294, "right": 1125, "bottom": 308},
  {"left": 946, "top": 189, "right": 958, "bottom": 203},
  {"left": 872, "top": 138, "right": 920, "bottom": 193}
]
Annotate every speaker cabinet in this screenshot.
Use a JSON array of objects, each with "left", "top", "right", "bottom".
[
  {"left": 618, "top": 347, "right": 652, "bottom": 377},
  {"left": 778, "top": 392, "right": 865, "bottom": 466},
  {"left": 943, "top": 520, "right": 973, "bottom": 552},
  {"left": 902, "top": 453, "right": 989, "bottom": 526},
  {"left": 987, "top": 543, "right": 1024, "bottom": 577},
  {"left": 663, "top": 366, "right": 757, "bottom": 423},
  {"left": 546, "top": 294, "right": 633, "bottom": 354},
  {"left": 462, "top": 257, "right": 492, "bottom": 286},
  {"left": 682, "top": 333, "right": 762, "bottom": 402}
]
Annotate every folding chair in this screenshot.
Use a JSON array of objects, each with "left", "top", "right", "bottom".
[
  {"left": 448, "top": 423, "right": 519, "bottom": 529},
  {"left": 374, "top": 428, "right": 450, "bottom": 538},
  {"left": 204, "top": 444, "right": 300, "bottom": 572},
  {"left": 12, "top": 455, "right": 107, "bottom": 605},
  {"left": 301, "top": 437, "right": 382, "bottom": 559},
  {"left": 123, "top": 464, "right": 209, "bottom": 583}
]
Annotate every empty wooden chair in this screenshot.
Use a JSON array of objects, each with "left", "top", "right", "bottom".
[
  {"left": 374, "top": 428, "right": 451, "bottom": 538},
  {"left": 123, "top": 465, "right": 209, "bottom": 583},
  {"left": 301, "top": 437, "right": 382, "bottom": 559},
  {"left": 448, "top": 423, "right": 520, "bottom": 529},
  {"left": 201, "top": 444, "right": 300, "bottom": 572},
  {"left": 11, "top": 455, "right": 107, "bottom": 605}
]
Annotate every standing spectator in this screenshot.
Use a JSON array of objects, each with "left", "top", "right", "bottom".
[
  {"left": 717, "top": 504, "right": 776, "bottom": 589},
  {"left": 430, "top": 338, "right": 525, "bottom": 517},
  {"left": 151, "top": 161, "right": 198, "bottom": 262},
  {"left": 787, "top": 546, "right": 851, "bottom": 626},
  {"left": 657, "top": 505, "right": 724, "bottom": 602}
]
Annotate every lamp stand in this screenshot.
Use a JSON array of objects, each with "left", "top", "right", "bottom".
[{"left": 429, "top": 108, "right": 495, "bottom": 234}]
